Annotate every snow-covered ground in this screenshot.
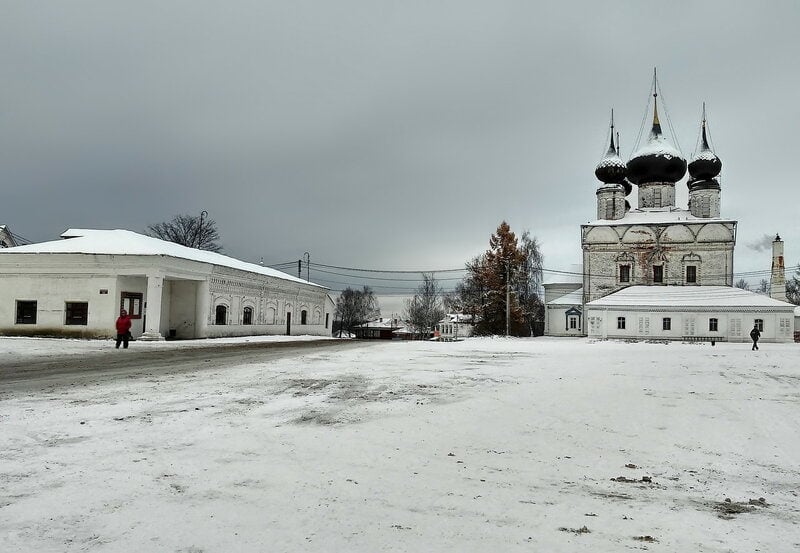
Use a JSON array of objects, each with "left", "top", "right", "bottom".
[{"left": 2, "top": 337, "right": 799, "bottom": 552}]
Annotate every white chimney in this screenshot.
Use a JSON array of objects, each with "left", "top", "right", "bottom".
[{"left": 770, "top": 234, "right": 787, "bottom": 301}]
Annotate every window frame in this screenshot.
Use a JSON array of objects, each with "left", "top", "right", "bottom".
[
  {"left": 709, "top": 318, "right": 718, "bottom": 332},
  {"left": 662, "top": 317, "right": 671, "bottom": 331},
  {"left": 754, "top": 318, "right": 764, "bottom": 332},
  {"left": 619, "top": 265, "right": 631, "bottom": 283},
  {"left": 215, "top": 305, "right": 227, "bottom": 325},
  {"left": 686, "top": 265, "right": 697, "bottom": 284},
  {"left": 65, "top": 301, "right": 89, "bottom": 326},
  {"left": 120, "top": 292, "right": 143, "bottom": 319},
  {"left": 617, "top": 316, "right": 626, "bottom": 330},
  {"left": 653, "top": 265, "right": 664, "bottom": 284},
  {"left": 301, "top": 309, "right": 308, "bottom": 325},
  {"left": 15, "top": 300, "right": 37, "bottom": 325},
  {"left": 242, "top": 306, "right": 253, "bottom": 325}
]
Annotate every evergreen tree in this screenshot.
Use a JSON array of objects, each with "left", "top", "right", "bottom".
[{"left": 458, "top": 221, "right": 543, "bottom": 336}]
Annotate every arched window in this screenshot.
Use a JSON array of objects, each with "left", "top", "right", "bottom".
[
  {"left": 242, "top": 306, "right": 253, "bottom": 325},
  {"left": 215, "top": 305, "right": 227, "bottom": 325},
  {"left": 301, "top": 310, "right": 308, "bottom": 325}
]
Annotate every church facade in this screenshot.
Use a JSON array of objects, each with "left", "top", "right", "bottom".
[{"left": 545, "top": 81, "right": 795, "bottom": 342}]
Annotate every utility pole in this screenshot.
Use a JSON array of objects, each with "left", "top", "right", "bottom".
[
  {"left": 505, "top": 259, "right": 510, "bottom": 337},
  {"left": 195, "top": 210, "right": 208, "bottom": 248},
  {"left": 303, "top": 252, "right": 310, "bottom": 282},
  {"left": 297, "top": 259, "right": 302, "bottom": 278}
]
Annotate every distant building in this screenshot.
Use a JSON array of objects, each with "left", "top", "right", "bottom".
[
  {"left": 0, "top": 229, "right": 334, "bottom": 340},
  {"left": 434, "top": 314, "right": 474, "bottom": 341},
  {"left": 353, "top": 317, "right": 405, "bottom": 339},
  {"left": 546, "top": 77, "right": 795, "bottom": 343}
]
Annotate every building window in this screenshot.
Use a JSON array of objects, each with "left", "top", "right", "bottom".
[
  {"left": 120, "top": 292, "right": 143, "bottom": 319},
  {"left": 653, "top": 265, "right": 663, "bottom": 283},
  {"left": 16, "top": 300, "right": 37, "bottom": 324},
  {"left": 619, "top": 265, "right": 631, "bottom": 283},
  {"left": 653, "top": 188, "right": 662, "bottom": 207},
  {"left": 754, "top": 318, "right": 764, "bottom": 332},
  {"left": 709, "top": 318, "right": 718, "bottom": 332},
  {"left": 662, "top": 317, "right": 671, "bottom": 331},
  {"left": 215, "top": 305, "right": 227, "bottom": 325},
  {"left": 65, "top": 302, "right": 88, "bottom": 325},
  {"left": 325, "top": 313, "right": 330, "bottom": 329},
  {"left": 242, "top": 307, "right": 253, "bottom": 325},
  {"left": 569, "top": 316, "right": 578, "bottom": 329},
  {"left": 605, "top": 200, "right": 613, "bottom": 219},
  {"left": 301, "top": 310, "right": 307, "bottom": 325},
  {"left": 617, "top": 317, "right": 626, "bottom": 330},
  {"left": 686, "top": 265, "right": 697, "bottom": 284}
]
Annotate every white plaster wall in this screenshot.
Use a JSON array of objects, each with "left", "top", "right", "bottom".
[
  {"left": 0, "top": 274, "right": 120, "bottom": 337},
  {"left": 169, "top": 280, "right": 198, "bottom": 339},
  {"left": 546, "top": 306, "right": 584, "bottom": 337}
]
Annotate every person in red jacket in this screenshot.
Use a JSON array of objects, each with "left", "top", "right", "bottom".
[{"left": 115, "top": 309, "right": 132, "bottom": 349}]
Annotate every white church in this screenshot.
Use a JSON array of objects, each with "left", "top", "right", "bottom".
[
  {"left": 0, "top": 229, "right": 335, "bottom": 340},
  {"left": 545, "top": 80, "right": 796, "bottom": 343}
]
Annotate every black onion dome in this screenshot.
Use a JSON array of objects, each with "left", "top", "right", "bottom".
[
  {"left": 688, "top": 121, "right": 722, "bottom": 181},
  {"left": 595, "top": 134, "right": 627, "bottom": 184},
  {"left": 626, "top": 101, "right": 686, "bottom": 185}
]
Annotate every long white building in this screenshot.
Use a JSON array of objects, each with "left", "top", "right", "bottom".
[{"left": 0, "top": 229, "right": 334, "bottom": 340}]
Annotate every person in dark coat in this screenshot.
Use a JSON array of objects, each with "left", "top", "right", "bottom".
[
  {"left": 749, "top": 324, "right": 761, "bottom": 351},
  {"left": 115, "top": 309, "right": 132, "bottom": 349}
]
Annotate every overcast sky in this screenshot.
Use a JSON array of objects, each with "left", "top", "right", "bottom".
[{"left": 2, "top": 1, "right": 798, "bottom": 312}]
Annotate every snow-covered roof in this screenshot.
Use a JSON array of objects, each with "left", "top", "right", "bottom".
[
  {"left": 356, "top": 318, "right": 404, "bottom": 329},
  {"left": 548, "top": 288, "right": 583, "bottom": 306},
  {"left": 794, "top": 306, "right": 800, "bottom": 317},
  {"left": 585, "top": 208, "right": 736, "bottom": 227},
  {"left": 0, "top": 228, "right": 325, "bottom": 288},
  {"left": 631, "top": 132, "right": 682, "bottom": 160},
  {"left": 587, "top": 285, "right": 795, "bottom": 309},
  {"left": 543, "top": 264, "right": 583, "bottom": 285}
]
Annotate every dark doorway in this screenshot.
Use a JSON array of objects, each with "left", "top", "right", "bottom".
[{"left": 286, "top": 312, "right": 291, "bottom": 335}]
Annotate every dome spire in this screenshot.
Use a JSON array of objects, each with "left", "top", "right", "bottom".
[
  {"left": 595, "top": 109, "right": 627, "bottom": 185},
  {"left": 651, "top": 68, "right": 663, "bottom": 136},
  {"left": 700, "top": 102, "right": 710, "bottom": 149},
  {"left": 688, "top": 102, "right": 722, "bottom": 182}
]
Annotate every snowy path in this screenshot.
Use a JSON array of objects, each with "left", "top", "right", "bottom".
[{"left": 1, "top": 337, "right": 799, "bottom": 552}]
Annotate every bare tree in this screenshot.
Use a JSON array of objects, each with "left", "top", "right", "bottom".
[
  {"left": 404, "top": 273, "right": 445, "bottom": 339},
  {"left": 335, "top": 286, "right": 380, "bottom": 337},
  {"left": 734, "top": 278, "right": 750, "bottom": 291},
  {"left": 515, "top": 230, "right": 545, "bottom": 336},
  {"left": 758, "top": 278, "right": 769, "bottom": 294},
  {"left": 786, "top": 264, "right": 800, "bottom": 305},
  {"left": 147, "top": 213, "right": 222, "bottom": 252}
]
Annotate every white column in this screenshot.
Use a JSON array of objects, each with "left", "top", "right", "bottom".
[
  {"left": 140, "top": 274, "right": 165, "bottom": 341},
  {"left": 195, "top": 280, "right": 210, "bottom": 338}
]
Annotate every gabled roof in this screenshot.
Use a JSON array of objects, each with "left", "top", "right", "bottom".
[
  {"left": 548, "top": 288, "right": 583, "bottom": 306},
  {"left": 0, "top": 228, "right": 325, "bottom": 288},
  {"left": 587, "top": 285, "right": 794, "bottom": 309}
]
